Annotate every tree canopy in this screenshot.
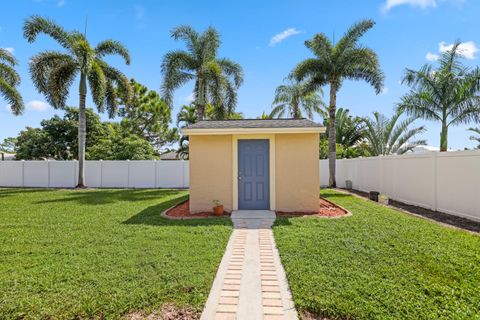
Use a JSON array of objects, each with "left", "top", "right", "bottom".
[{"left": 399, "top": 41, "right": 480, "bottom": 151}]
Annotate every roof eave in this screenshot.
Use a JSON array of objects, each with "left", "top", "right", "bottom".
[{"left": 182, "top": 127, "right": 326, "bottom": 136}]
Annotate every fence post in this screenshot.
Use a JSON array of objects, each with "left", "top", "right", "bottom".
[
  {"left": 47, "top": 160, "right": 50, "bottom": 188},
  {"left": 100, "top": 160, "right": 103, "bottom": 188},
  {"left": 432, "top": 152, "right": 438, "bottom": 211},
  {"left": 22, "top": 160, "right": 25, "bottom": 187},
  {"left": 182, "top": 160, "right": 185, "bottom": 188},
  {"left": 127, "top": 159, "right": 131, "bottom": 188},
  {"left": 154, "top": 160, "right": 158, "bottom": 188}
]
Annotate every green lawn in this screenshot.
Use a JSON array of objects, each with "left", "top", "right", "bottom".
[
  {"left": 273, "top": 189, "right": 480, "bottom": 320},
  {"left": 0, "top": 188, "right": 231, "bottom": 319}
]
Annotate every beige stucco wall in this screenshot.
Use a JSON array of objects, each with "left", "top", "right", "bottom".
[
  {"left": 189, "top": 132, "right": 320, "bottom": 213},
  {"left": 189, "top": 135, "right": 233, "bottom": 213},
  {"left": 275, "top": 133, "right": 320, "bottom": 212}
]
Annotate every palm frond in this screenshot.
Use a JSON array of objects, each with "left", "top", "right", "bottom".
[
  {"left": 0, "top": 62, "right": 21, "bottom": 85},
  {"left": 217, "top": 58, "right": 244, "bottom": 87},
  {"left": 305, "top": 33, "right": 333, "bottom": 61},
  {"left": 0, "top": 48, "right": 18, "bottom": 66},
  {"left": 160, "top": 50, "right": 196, "bottom": 106},
  {"left": 361, "top": 110, "right": 426, "bottom": 156},
  {"left": 23, "top": 15, "right": 72, "bottom": 49},
  {"left": 95, "top": 40, "right": 131, "bottom": 65},
  {"left": 46, "top": 59, "right": 78, "bottom": 108},
  {"left": 88, "top": 60, "right": 107, "bottom": 111},
  {"left": 0, "top": 78, "right": 24, "bottom": 115},
  {"left": 342, "top": 47, "right": 384, "bottom": 94},
  {"left": 98, "top": 62, "right": 131, "bottom": 117},
  {"left": 335, "top": 19, "right": 375, "bottom": 54},
  {"left": 28, "top": 51, "right": 76, "bottom": 97}
]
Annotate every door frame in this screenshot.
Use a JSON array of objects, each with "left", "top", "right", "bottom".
[{"left": 232, "top": 134, "right": 275, "bottom": 211}]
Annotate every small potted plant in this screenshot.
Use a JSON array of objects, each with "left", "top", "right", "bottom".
[{"left": 212, "top": 200, "right": 224, "bottom": 216}]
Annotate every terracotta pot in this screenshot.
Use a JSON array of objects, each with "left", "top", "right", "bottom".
[{"left": 213, "top": 205, "right": 224, "bottom": 216}]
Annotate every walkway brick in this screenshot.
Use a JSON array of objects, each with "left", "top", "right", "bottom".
[{"left": 201, "top": 211, "right": 298, "bottom": 320}]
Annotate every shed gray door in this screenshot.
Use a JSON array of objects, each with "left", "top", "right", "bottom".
[{"left": 238, "top": 139, "right": 269, "bottom": 210}]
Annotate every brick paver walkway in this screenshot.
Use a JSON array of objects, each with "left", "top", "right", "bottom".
[{"left": 201, "top": 211, "right": 298, "bottom": 320}]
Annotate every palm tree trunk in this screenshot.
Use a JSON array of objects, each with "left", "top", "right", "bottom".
[
  {"left": 440, "top": 120, "right": 448, "bottom": 152},
  {"left": 76, "top": 73, "right": 87, "bottom": 188},
  {"left": 328, "top": 83, "right": 337, "bottom": 188},
  {"left": 293, "top": 101, "right": 301, "bottom": 119},
  {"left": 197, "top": 77, "right": 206, "bottom": 120}
]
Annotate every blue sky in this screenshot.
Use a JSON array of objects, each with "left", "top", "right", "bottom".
[{"left": 1, "top": 0, "right": 479, "bottom": 149}]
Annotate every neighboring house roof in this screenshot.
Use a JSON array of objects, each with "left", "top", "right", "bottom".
[
  {"left": 160, "top": 151, "right": 180, "bottom": 160},
  {"left": 411, "top": 145, "right": 456, "bottom": 153},
  {"left": 0, "top": 152, "right": 15, "bottom": 161},
  {"left": 182, "top": 118, "right": 325, "bottom": 135}
]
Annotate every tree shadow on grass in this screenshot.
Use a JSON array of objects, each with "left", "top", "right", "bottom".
[
  {"left": 123, "top": 195, "right": 232, "bottom": 228},
  {"left": 33, "top": 189, "right": 185, "bottom": 205},
  {"left": 0, "top": 188, "right": 53, "bottom": 198}
]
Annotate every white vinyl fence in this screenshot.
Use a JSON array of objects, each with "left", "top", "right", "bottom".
[
  {"left": 320, "top": 150, "right": 480, "bottom": 222},
  {"left": 0, "top": 160, "right": 189, "bottom": 189},
  {"left": 1, "top": 150, "right": 479, "bottom": 222}
]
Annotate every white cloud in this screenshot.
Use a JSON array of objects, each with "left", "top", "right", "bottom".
[
  {"left": 27, "top": 100, "right": 50, "bottom": 111},
  {"left": 381, "top": 0, "right": 437, "bottom": 12},
  {"left": 269, "top": 28, "right": 302, "bottom": 47},
  {"left": 426, "top": 52, "right": 439, "bottom": 61},
  {"left": 2, "top": 47, "right": 14, "bottom": 54},
  {"left": 439, "top": 41, "right": 478, "bottom": 59}
]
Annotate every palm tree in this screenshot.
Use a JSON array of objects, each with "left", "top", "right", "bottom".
[
  {"left": 161, "top": 25, "right": 243, "bottom": 120},
  {"left": 24, "top": 16, "right": 131, "bottom": 188},
  {"left": 0, "top": 48, "right": 24, "bottom": 114},
  {"left": 323, "top": 108, "right": 365, "bottom": 148},
  {"left": 293, "top": 19, "right": 384, "bottom": 187},
  {"left": 361, "top": 110, "right": 426, "bottom": 156},
  {"left": 270, "top": 78, "right": 324, "bottom": 119},
  {"left": 176, "top": 104, "right": 198, "bottom": 159},
  {"left": 258, "top": 111, "right": 273, "bottom": 119},
  {"left": 469, "top": 127, "right": 480, "bottom": 149},
  {"left": 399, "top": 41, "right": 480, "bottom": 151}
]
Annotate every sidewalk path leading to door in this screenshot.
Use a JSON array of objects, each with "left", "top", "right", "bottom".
[{"left": 201, "top": 210, "right": 298, "bottom": 320}]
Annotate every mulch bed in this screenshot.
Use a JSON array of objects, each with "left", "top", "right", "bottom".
[
  {"left": 276, "top": 198, "right": 348, "bottom": 218},
  {"left": 164, "top": 199, "right": 348, "bottom": 219},
  {"left": 164, "top": 200, "right": 230, "bottom": 219},
  {"left": 343, "top": 188, "right": 480, "bottom": 233}
]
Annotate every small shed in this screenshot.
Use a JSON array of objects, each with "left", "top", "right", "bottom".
[{"left": 182, "top": 119, "right": 326, "bottom": 213}]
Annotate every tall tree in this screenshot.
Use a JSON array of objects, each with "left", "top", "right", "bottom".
[
  {"left": 399, "top": 41, "right": 480, "bottom": 151},
  {"left": 271, "top": 78, "right": 324, "bottom": 119},
  {"left": 0, "top": 137, "right": 17, "bottom": 153},
  {"left": 119, "top": 79, "right": 178, "bottom": 150},
  {"left": 469, "top": 127, "right": 480, "bottom": 149},
  {"left": 24, "top": 16, "right": 131, "bottom": 187},
  {"left": 0, "top": 48, "right": 24, "bottom": 114},
  {"left": 293, "top": 19, "right": 384, "bottom": 187},
  {"left": 88, "top": 123, "right": 158, "bottom": 160},
  {"left": 14, "top": 107, "right": 106, "bottom": 160},
  {"left": 161, "top": 25, "right": 243, "bottom": 120},
  {"left": 361, "top": 110, "right": 426, "bottom": 156}
]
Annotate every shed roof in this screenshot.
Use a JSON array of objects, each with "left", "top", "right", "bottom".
[{"left": 182, "top": 118, "right": 325, "bottom": 135}]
